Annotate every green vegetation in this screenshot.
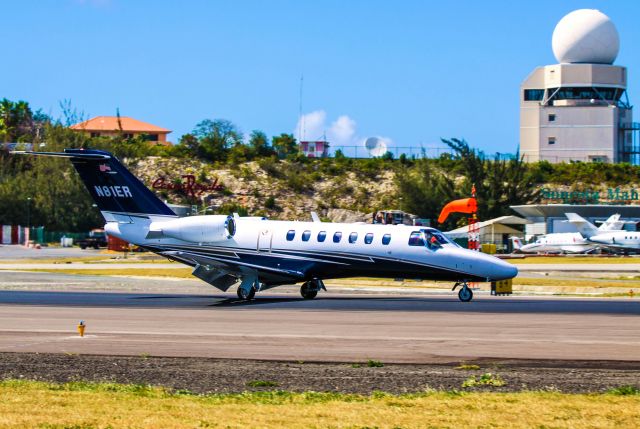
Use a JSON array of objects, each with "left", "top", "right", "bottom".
[
  {"left": 246, "top": 380, "right": 279, "bottom": 388},
  {"left": 366, "top": 359, "right": 385, "bottom": 368},
  {"left": 462, "top": 373, "right": 506, "bottom": 388},
  {"left": 1, "top": 380, "right": 639, "bottom": 428},
  {"left": 5, "top": 97, "right": 640, "bottom": 233},
  {"left": 456, "top": 364, "right": 481, "bottom": 371}
]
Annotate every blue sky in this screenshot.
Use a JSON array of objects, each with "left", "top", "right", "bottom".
[{"left": 2, "top": 0, "right": 639, "bottom": 154}]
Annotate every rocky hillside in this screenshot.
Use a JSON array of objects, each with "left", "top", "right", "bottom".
[{"left": 131, "top": 157, "right": 398, "bottom": 222}]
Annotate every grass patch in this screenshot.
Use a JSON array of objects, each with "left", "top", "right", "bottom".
[
  {"left": 509, "top": 256, "right": 640, "bottom": 264},
  {"left": 366, "top": 359, "right": 384, "bottom": 368},
  {"left": 513, "top": 277, "right": 640, "bottom": 288},
  {"left": 246, "top": 380, "right": 279, "bottom": 388},
  {"left": 607, "top": 386, "right": 640, "bottom": 395},
  {"left": 0, "top": 253, "right": 167, "bottom": 265},
  {"left": 2, "top": 268, "right": 194, "bottom": 279},
  {"left": 0, "top": 380, "right": 639, "bottom": 428},
  {"left": 462, "top": 373, "right": 506, "bottom": 388},
  {"left": 456, "top": 364, "right": 481, "bottom": 371}
]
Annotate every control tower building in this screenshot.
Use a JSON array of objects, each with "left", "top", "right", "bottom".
[{"left": 520, "top": 9, "right": 638, "bottom": 163}]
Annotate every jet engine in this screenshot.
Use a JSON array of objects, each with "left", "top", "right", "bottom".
[{"left": 148, "top": 215, "right": 236, "bottom": 243}]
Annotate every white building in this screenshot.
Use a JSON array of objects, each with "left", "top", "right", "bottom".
[{"left": 520, "top": 9, "right": 638, "bottom": 163}]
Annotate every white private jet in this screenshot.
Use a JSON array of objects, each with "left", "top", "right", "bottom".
[
  {"left": 567, "top": 213, "right": 640, "bottom": 254},
  {"left": 512, "top": 214, "right": 623, "bottom": 254},
  {"left": 16, "top": 149, "right": 517, "bottom": 302}
]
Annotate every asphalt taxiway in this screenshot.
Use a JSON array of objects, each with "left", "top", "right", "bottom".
[{"left": 0, "top": 270, "right": 638, "bottom": 364}]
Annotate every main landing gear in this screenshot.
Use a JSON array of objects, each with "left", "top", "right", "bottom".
[
  {"left": 236, "top": 276, "right": 260, "bottom": 301},
  {"left": 452, "top": 281, "right": 473, "bottom": 302},
  {"left": 300, "top": 279, "right": 326, "bottom": 300},
  {"left": 237, "top": 286, "right": 256, "bottom": 300}
]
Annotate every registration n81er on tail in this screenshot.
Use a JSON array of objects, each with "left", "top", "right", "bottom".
[{"left": 16, "top": 149, "right": 517, "bottom": 302}]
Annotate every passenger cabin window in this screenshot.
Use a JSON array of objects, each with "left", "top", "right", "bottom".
[
  {"left": 349, "top": 232, "right": 358, "bottom": 243},
  {"left": 333, "top": 232, "right": 342, "bottom": 243},
  {"left": 302, "top": 230, "right": 311, "bottom": 241},
  {"left": 364, "top": 233, "right": 374, "bottom": 244},
  {"left": 408, "top": 231, "right": 425, "bottom": 246},
  {"left": 382, "top": 234, "right": 391, "bottom": 245},
  {"left": 317, "top": 231, "right": 327, "bottom": 242},
  {"left": 286, "top": 230, "right": 295, "bottom": 241}
]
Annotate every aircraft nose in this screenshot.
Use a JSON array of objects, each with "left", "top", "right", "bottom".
[
  {"left": 495, "top": 260, "right": 518, "bottom": 281},
  {"left": 480, "top": 252, "right": 518, "bottom": 281}
]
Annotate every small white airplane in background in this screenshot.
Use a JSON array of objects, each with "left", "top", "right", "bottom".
[
  {"left": 567, "top": 213, "right": 640, "bottom": 254},
  {"left": 15, "top": 149, "right": 517, "bottom": 302},
  {"left": 512, "top": 214, "right": 623, "bottom": 254}
]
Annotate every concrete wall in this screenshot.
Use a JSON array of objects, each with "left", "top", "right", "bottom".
[{"left": 520, "top": 63, "right": 631, "bottom": 163}]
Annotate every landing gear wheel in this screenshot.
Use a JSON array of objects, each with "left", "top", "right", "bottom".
[
  {"left": 300, "top": 282, "right": 318, "bottom": 300},
  {"left": 458, "top": 286, "right": 473, "bottom": 302},
  {"left": 237, "top": 286, "right": 256, "bottom": 301}
]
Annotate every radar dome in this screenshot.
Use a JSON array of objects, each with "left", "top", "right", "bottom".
[{"left": 552, "top": 9, "right": 619, "bottom": 64}]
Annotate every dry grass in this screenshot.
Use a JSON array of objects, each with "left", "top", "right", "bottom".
[
  {"left": 508, "top": 256, "right": 640, "bottom": 264},
  {"left": 513, "top": 277, "right": 640, "bottom": 288},
  {"left": 4, "top": 268, "right": 194, "bottom": 279},
  {"left": 0, "top": 381, "right": 638, "bottom": 429},
  {"left": 0, "top": 253, "right": 167, "bottom": 265}
]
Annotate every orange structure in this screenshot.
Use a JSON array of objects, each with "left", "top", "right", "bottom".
[
  {"left": 437, "top": 197, "right": 477, "bottom": 224},
  {"left": 70, "top": 116, "right": 172, "bottom": 145},
  {"left": 437, "top": 185, "right": 480, "bottom": 251}
]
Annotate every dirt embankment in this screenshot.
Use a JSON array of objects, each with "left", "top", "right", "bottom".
[{"left": 1, "top": 353, "right": 638, "bottom": 394}]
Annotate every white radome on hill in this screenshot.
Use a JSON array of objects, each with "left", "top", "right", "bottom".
[{"left": 552, "top": 9, "right": 619, "bottom": 65}]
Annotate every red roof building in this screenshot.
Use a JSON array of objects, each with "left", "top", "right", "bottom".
[{"left": 70, "top": 116, "right": 171, "bottom": 145}]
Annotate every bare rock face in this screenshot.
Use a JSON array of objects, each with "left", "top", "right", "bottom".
[
  {"left": 325, "top": 208, "right": 370, "bottom": 223},
  {"left": 131, "top": 157, "right": 398, "bottom": 220}
]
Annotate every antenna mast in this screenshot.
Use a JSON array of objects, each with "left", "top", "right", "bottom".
[{"left": 298, "top": 74, "right": 305, "bottom": 142}]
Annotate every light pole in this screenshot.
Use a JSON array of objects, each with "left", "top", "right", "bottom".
[
  {"left": 26, "top": 197, "right": 31, "bottom": 229},
  {"left": 25, "top": 197, "right": 32, "bottom": 246}
]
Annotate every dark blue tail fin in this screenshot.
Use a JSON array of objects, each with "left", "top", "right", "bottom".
[{"left": 25, "top": 149, "right": 175, "bottom": 217}]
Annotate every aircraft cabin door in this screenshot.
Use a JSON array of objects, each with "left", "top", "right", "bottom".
[{"left": 257, "top": 228, "right": 273, "bottom": 253}]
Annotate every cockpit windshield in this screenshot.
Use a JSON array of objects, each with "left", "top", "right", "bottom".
[{"left": 408, "top": 228, "right": 459, "bottom": 249}]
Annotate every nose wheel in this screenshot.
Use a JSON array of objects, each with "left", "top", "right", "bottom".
[{"left": 453, "top": 282, "right": 474, "bottom": 302}]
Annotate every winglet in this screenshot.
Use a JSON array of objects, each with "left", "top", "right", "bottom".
[{"left": 311, "top": 212, "right": 321, "bottom": 223}]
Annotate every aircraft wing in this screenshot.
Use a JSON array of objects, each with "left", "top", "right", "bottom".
[{"left": 154, "top": 247, "right": 305, "bottom": 289}]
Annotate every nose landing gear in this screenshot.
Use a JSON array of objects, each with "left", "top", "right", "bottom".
[{"left": 452, "top": 281, "right": 474, "bottom": 302}]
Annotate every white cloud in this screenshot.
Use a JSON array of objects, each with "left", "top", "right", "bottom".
[
  {"left": 294, "top": 110, "right": 326, "bottom": 142},
  {"left": 327, "top": 115, "right": 356, "bottom": 145},
  {"left": 294, "top": 110, "right": 393, "bottom": 156}
]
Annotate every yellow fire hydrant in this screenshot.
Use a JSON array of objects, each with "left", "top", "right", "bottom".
[{"left": 77, "top": 320, "right": 86, "bottom": 337}]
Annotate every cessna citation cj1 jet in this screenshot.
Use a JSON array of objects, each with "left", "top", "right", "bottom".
[{"left": 18, "top": 149, "right": 517, "bottom": 302}]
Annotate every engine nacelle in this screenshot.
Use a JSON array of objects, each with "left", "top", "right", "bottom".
[{"left": 149, "top": 215, "right": 236, "bottom": 243}]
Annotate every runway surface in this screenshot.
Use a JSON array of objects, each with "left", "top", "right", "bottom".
[{"left": 0, "top": 271, "right": 638, "bottom": 364}]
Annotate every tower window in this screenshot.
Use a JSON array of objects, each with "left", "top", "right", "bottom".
[
  {"left": 548, "top": 114, "right": 556, "bottom": 122},
  {"left": 524, "top": 89, "right": 544, "bottom": 101},
  {"left": 548, "top": 137, "right": 556, "bottom": 145}
]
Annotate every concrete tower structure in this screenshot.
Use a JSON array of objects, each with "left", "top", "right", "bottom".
[{"left": 520, "top": 9, "right": 635, "bottom": 163}]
